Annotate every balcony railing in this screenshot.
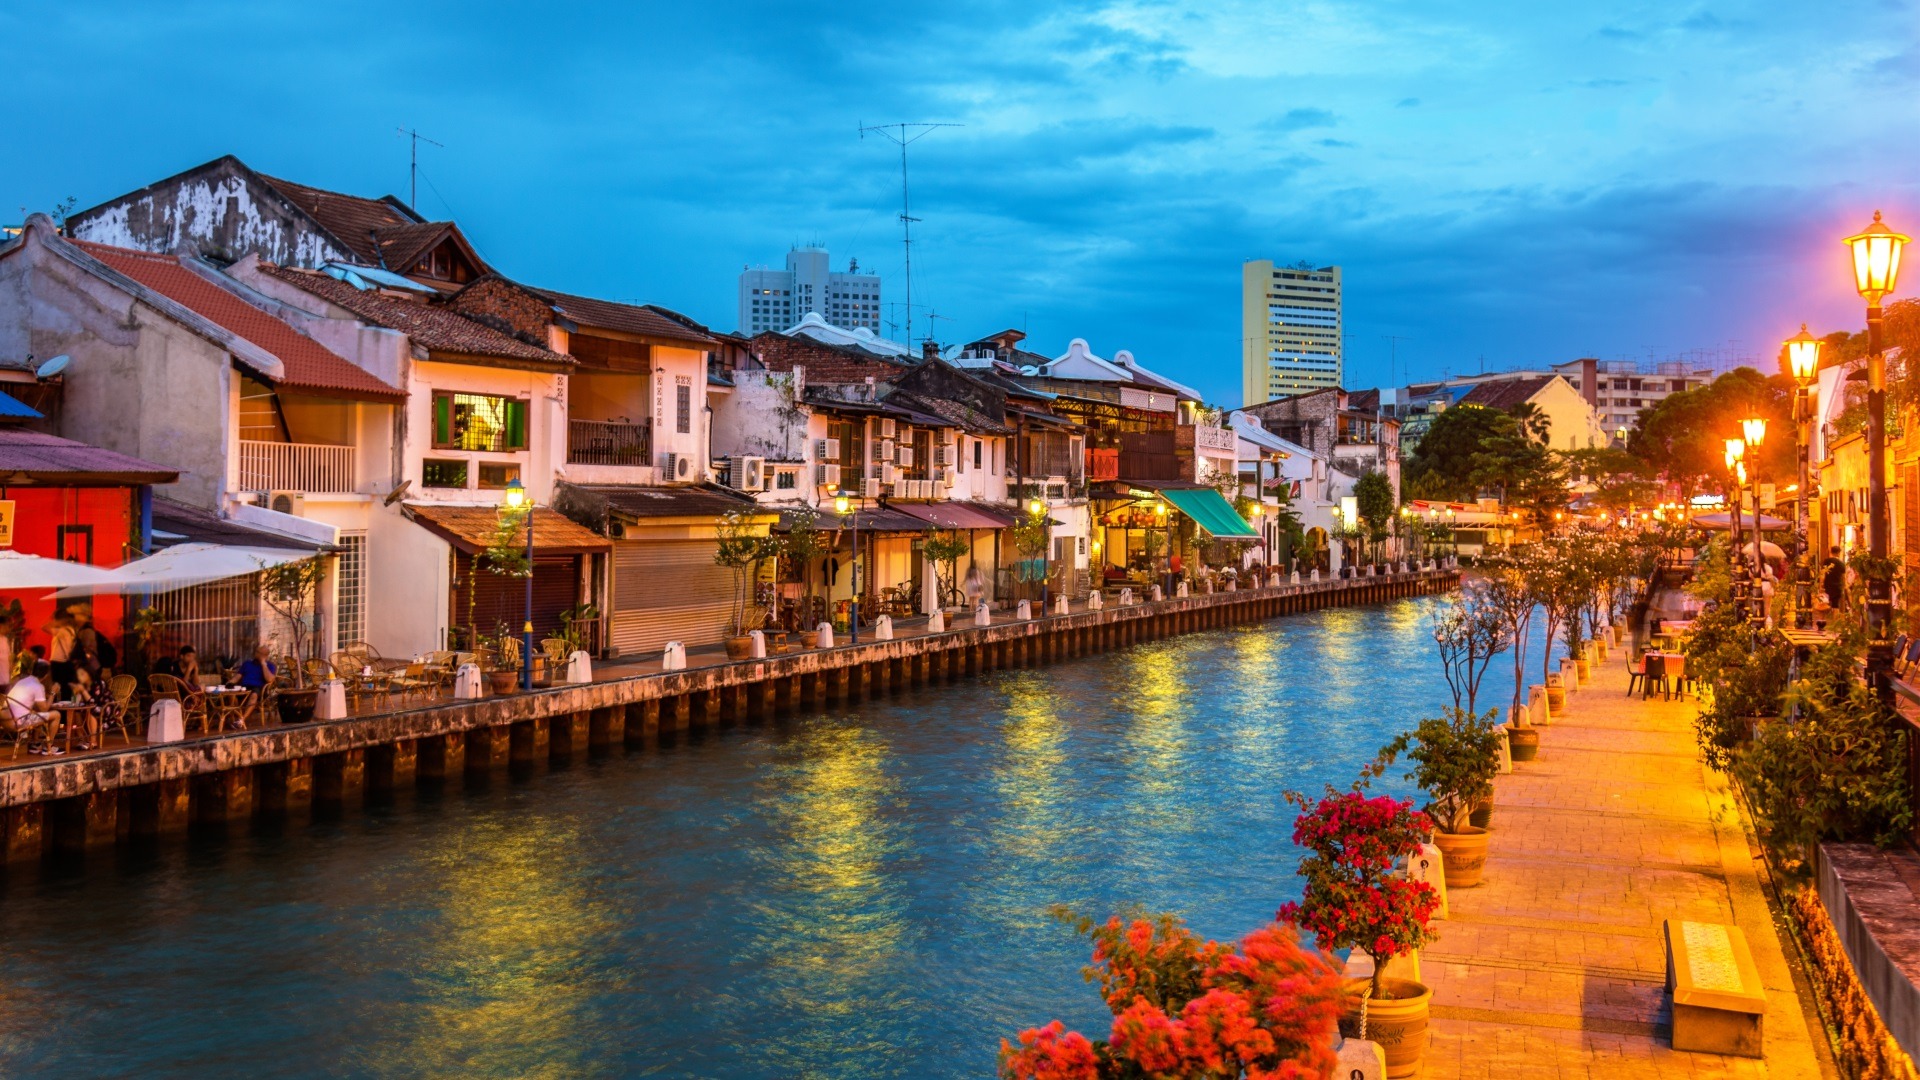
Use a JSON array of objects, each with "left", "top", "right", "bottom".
[
  {"left": 568, "top": 418, "right": 651, "bottom": 467},
  {"left": 1086, "top": 448, "right": 1120, "bottom": 482},
  {"left": 1176, "top": 423, "right": 1237, "bottom": 455},
  {"left": 238, "top": 440, "right": 357, "bottom": 494}
]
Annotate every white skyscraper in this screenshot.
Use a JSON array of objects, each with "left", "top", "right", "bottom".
[{"left": 738, "top": 247, "right": 882, "bottom": 337}]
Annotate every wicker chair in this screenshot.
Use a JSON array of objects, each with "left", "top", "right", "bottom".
[
  {"left": 102, "top": 674, "right": 140, "bottom": 744},
  {"left": 540, "top": 638, "right": 572, "bottom": 665},
  {"left": 147, "top": 673, "right": 209, "bottom": 734}
]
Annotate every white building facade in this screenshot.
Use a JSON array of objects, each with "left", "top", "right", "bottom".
[{"left": 738, "top": 247, "right": 882, "bottom": 337}]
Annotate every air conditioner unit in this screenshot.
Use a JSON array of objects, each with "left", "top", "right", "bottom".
[
  {"left": 880, "top": 418, "right": 897, "bottom": 439},
  {"left": 896, "top": 446, "right": 914, "bottom": 467},
  {"left": 880, "top": 439, "right": 896, "bottom": 461},
  {"left": 933, "top": 445, "right": 952, "bottom": 467},
  {"left": 933, "top": 467, "right": 951, "bottom": 485},
  {"left": 892, "top": 480, "right": 909, "bottom": 499},
  {"left": 267, "top": 490, "right": 305, "bottom": 516},
  {"left": 665, "top": 453, "right": 695, "bottom": 481},
  {"left": 881, "top": 464, "right": 900, "bottom": 485},
  {"left": 728, "top": 456, "right": 765, "bottom": 491},
  {"left": 815, "top": 437, "right": 841, "bottom": 460},
  {"left": 816, "top": 463, "right": 841, "bottom": 488},
  {"left": 861, "top": 478, "right": 882, "bottom": 498},
  {"left": 916, "top": 480, "right": 934, "bottom": 499}
]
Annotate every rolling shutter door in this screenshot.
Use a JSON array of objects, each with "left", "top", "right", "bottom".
[
  {"left": 611, "top": 540, "right": 734, "bottom": 656},
  {"left": 452, "top": 554, "right": 580, "bottom": 641}
]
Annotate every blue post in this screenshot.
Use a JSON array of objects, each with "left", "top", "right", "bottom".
[{"left": 521, "top": 507, "right": 534, "bottom": 690}]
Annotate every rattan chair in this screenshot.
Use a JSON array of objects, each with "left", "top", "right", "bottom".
[
  {"left": 102, "top": 674, "right": 140, "bottom": 744},
  {"left": 147, "top": 673, "right": 209, "bottom": 734}
]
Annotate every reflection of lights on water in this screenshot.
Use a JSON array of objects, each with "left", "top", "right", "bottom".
[{"left": 990, "top": 674, "right": 1071, "bottom": 857}]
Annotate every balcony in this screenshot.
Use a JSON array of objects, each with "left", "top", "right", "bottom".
[
  {"left": 1086, "top": 448, "right": 1120, "bottom": 482},
  {"left": 568, "top": 418, "right": 651, "bottom": 467},
  {"left": 238, "top": 440, "right": 357, "bottom": 494},
  {"left": 1118, "top": 431, "right": 1182, "bottom": 483},
  {"left": 1176, "top": 422, "right": 1237, "bottom": 457}
]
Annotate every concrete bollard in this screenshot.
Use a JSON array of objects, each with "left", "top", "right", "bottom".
[
  {"left": 1119, "top": 587, "right": 1134, "bottom": 606},
  {"left": 1561, "top": 656, "right": 1580, "bottom": 690},
  {"left": 1510, "top": 703, "right": 1529, "bottom": 729},
  {"left": 1016, "top": 600, "right": 1032, "bottom": 620},
  {"left": 1176, "top": 581, "right": 1189, "bottom": 598},
  {"left": 1334, "top": 1037, "right": 1387, "bottom": 1080},
  {"left": 873, "top": 615, "right": 894, "bottom": 640},
  {"left": 1053, "top": 595, "right": 1069, "bottom": 615},
  {"left": 1088, "top": 592, "right": 1104, "bottom": 610},
  {"left": 748, "top": 630, "right": 768, "bottom": 658},
  {"left": 816, "top": 623, "right": 835, "bottom": 648},
  {"left": 1290, "top": 571, "right": 1301, "bottom": 585},
  {"left": 974, "top": 605, "right": 991, "bottom": 627},
  {"left": 1406, "top": 841, "right": 1448, "bottom": 918},
  {"left": 566, "top": 650, "right": 593, "bottom": 683},
  {"left": 1269, "top": 573, "right": 1282, "bottom": 588},
  {"left": 662, "top": 642, "right": 687, "bottom": 671},
  {"left": 1150, "top": 584, "right": 1164, "bottom": 602},
  {"left": 1226, "top": 579, "right": 1237, "bottom": 591},
  {"left": 1496, "top": 727, "right": 1512, "bottom": 773},
  {"left": 1310, "top": 569, "right": 1321, "bottom": 583},
  {"left": 1528, "top": 684, "right": 1550, "bottom": 723},
  {"left": 927, "top": 610, "right": 946, "bottom": 632},
  {"left": 146, "top": 698, "right": 185, "bottom": 742}
]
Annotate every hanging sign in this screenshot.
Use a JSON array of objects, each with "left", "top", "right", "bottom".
[{"left": 0, "top": 500, "right": 13, "bottom": 547}]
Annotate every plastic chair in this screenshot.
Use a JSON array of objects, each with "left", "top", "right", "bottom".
[
  {"left": 1626, "top": 653, "right": 1648, "bottom": 697},
  {"left": 1643, "top": 654, "right": 1668, "bottom": 700}
]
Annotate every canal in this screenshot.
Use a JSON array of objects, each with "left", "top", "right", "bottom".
[{"left": 0, "top": 594, "right": 1550, "bottom": 1078}]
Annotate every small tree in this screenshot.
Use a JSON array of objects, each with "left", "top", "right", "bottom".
[
  {"left": 782, "top": 507, "right": 830, "bottom": 626},
  {"left": 256, "top": 556, "right": 329, "bottom": 688},
  {"left": 1011, "top": 504, "right": 1050, "bottom": 599},
  {"left": 923, "top": 528, "right": 970, "bottom": 609},
  {"left": 1377, "top": 708, "right": 1505, "bottom": 833},
  {"left": 1431, "top": 583, "right": 1508, "bottom": 714},
  {"left": 714, "top": 508, "right": 777, "bottom": 637},
  {"left": 1353, "top": 469, "right": 1396, "bottom": 564},
  {"left": 1480, "top": 557, "right": 1536, "bottom": 710}
]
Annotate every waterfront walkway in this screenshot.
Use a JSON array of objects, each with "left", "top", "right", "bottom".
[{"left": 1419, "top": 643, "right": 1836, "bottom": 1079}]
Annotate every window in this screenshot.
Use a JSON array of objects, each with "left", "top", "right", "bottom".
[
  {"left": 478, "top": 462, "right": 522, "bottom": 489},
  {"left": 335, "top": 532, "right": 367, "bottom": 650},
  {"left": 432, "top": 392, "right": 528, "bottom": 452},
  {"left": 775, "top": 469, "right": 798, "bottom": 491},
  {"left": 676, "top": 382, "right": 692, "bottom": 434},
  {"left": 957, "top": 436, "right": 967, "bottom": 474},
  {"left": 973, "top": 439, "right": 983, "bottom": 469},
  {"left": 423, "top": 459, "right": 469, "bottom": 488}
]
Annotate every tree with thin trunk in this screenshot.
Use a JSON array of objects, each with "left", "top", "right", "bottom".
[
  {"left": 1480, "top": 556, "right": 1536, "bottom": 711},
  {"left": 1431, "top": 582, "right": 1509, "bottom": 714}
]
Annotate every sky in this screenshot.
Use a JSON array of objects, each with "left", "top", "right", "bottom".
[{"left": 5, "top": 0, "right": 1918, "bottom": 405}]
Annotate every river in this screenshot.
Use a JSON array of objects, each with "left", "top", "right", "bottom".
[{"left": 0, "top": 594, "right": 1554, "bottom": 1078}]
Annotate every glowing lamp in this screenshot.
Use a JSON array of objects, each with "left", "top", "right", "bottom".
[
  {"left": 1724, "top": 438, "right": 1745, "bottom": 469},
  {"left": 503, "top": 477, "right": 527, "bottom": 509},
  {"left": 835, "top": 493, "right": 852, "bottom": 515},
  {"left": 1785, "top": 324, "right": 1822, "bottom": 384},
  {"left": 1741, "top": 417, "right": 1767, "bottom": 447},
  {"left": 1028, "top": 498, "right": 1045, "bottom": 517},
  {"left": 1736, "top": 461, "right": 1748, "bottom": 485},
  {"left": 1844, "top": 211, "right": 1909, "bottom": 302},
  {"left": 1155, "top": 502, "right": 1168, "bottom": 518}
]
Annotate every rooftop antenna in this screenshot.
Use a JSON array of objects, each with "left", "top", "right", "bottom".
[
  {"left": 859, "top": 121, "right": 961, "bottom": 350},
  {"left": 1383, "top": 335, "right": 1409, "bottom": 385},
  {"left": 396, "top": 127, "right": 444, "bottom": 212}
]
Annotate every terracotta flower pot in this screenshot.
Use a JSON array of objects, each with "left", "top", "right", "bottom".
[
  {"left": 1469, "top": 800, "right": 1493, "bottom": 830},
  {"left": 1340, "top": 977, "right": 1432, "bottom": 1079},
  {"left": 487, "top": 669, "right": 518, "bottom": 695},
  {"left": 1508, "top": 726, "right": 1540, "bottom": 761},
  {"left": 724, "top": 636, "right": 755, "bottom": 660},
  {"left": 799, "top": 629, "right": 821, "bottom": 649},
  {"left": 1432, "top": 826, "right": 1490, "bottom": 888},
  {"left": 1544, "top": 676, "right": 1566, "bottom": 713},
  {"left": 1574, "top": 657, "right": 1591, "bottom": 683}
]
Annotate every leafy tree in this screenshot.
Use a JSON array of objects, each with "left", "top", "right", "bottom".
[
  {"left": 714, "top": 509, "right": 778, "bottom": 637},
  {"left": 1404, "top": 404, "right": 1511, "bottom": 499},
  {"left": 1627, "top": 367, "right": 1791, "bottom": 490},
  {"left": 923, "top": 528, "right": 970, "bottom": 608},
  {"left": 1353, "top": 469, "right": 1396, "bottom": 563}
]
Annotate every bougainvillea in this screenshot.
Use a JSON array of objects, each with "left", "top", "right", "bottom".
[
  {"left": 998, "top": 911, "right": 1343, "bottom": 1080},
  {"left": 1278, "top": 788, "right": 1440, "bottom": 999}
]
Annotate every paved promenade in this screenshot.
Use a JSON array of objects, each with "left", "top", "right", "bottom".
[{"left": 1418, "top": 643, "right": 1836, "bottom": 1079}]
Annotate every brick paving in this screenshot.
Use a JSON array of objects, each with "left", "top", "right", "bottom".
[{"left": 1417, "top": 642, "right": 1836, "bottom": 1079}]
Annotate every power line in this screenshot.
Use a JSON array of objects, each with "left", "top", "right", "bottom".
[{"left": 859, "top": 121, "right": 960, "bottom": 348}]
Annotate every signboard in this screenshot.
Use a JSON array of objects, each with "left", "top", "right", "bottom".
[{"left": 0, "top": 500, "right": 13, "bottom": 547}]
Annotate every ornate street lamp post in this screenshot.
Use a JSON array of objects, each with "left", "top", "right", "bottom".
[
  {"left": 835, "top": 490, "right": 862, "bottom": 643},
  {"left": 1786, "top": 325, "right": 1822, "bottom": 627},
  {"left": 503, "top": 478, "right": 535, "bottom": 691},
  {"left": 1028, "top": 496, "right": 1050, "bottom": 608},
  {"left": 1741, "top": 417, "right": 1768, "bottom": 623},
  {"left": 1725, "top": 438, "right": 1749, "bottom": 617},
  {"left": 1844, "top": 211, "right": 1909, "bottom": 690}
]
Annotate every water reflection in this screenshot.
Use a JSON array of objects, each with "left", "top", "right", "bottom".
[{"left": 0, "top": 597, "right": 1454, "bottom": 1079}]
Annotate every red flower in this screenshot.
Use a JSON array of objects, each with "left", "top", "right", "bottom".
[{"left": 999, "top": 1021, "right": 1099, "bottom": 1080}]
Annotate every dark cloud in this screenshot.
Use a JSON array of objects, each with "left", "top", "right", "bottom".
[{"left": 1258, "top": 108, "right": 1338, "bottom": 132}]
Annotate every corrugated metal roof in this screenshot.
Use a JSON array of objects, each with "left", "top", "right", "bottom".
[
  {"left": 404, "top": 503, "right": 610, "bottom": 554},
  {"left": 0, "top": 429, "right": 177, "bottom": 484}
]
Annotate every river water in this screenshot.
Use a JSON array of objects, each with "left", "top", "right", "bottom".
[{"left": 0, "top": 594, "right": 1554, "bottom": 1078}]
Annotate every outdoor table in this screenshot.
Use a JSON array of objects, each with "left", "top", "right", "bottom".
[
  {"left": 51, "top": 701, "right": 98, "bottom": 752},
  {"left": 203, "top": 686, "right": 254, "bottom": 732},
  {"left": 1778, "top": 628, "right": 1838, "bottom": 649}
]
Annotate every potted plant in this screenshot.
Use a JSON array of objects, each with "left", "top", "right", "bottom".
[
  {"left": 924, "top": 527, "right": 971, "bottom": 617},
  {"left": 1507, "top": 709, "right": 1541, "bottom": 762},
  {"left": 784, "top": 509, "right": 830, "bottom": 646},
  {"left": 1280, "top": 785, "right": 1440, "bottom": 1079},
  {"left": 997, "top": 908, "right": 1346, "bottom": 1080},
  {"left": 488, "top": 624, "right": 522, "bottom": 695},
  {"left": 1377, "top": 708, "right": 1503, "bottom": 886},
  {"left": 255, "top": 555, "right": 330, "bottom": 723},
  {"left": 714, "top": 508, "right": 778, "bottom": 659}
]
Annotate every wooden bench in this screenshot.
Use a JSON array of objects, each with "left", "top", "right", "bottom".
[{"left": 1663, "top": 919, "right": 1765, "bottom": 1057}]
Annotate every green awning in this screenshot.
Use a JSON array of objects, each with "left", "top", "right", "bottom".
[{"left": 1159, "top": 487, "right": 1259, "bottom": 539}]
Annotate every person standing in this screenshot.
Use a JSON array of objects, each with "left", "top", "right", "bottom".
[
  {"left": 963, "top": 564, "right": 987, "bottom": 615},
  {"left": 1821, "top": 546, "right": 1847, "bottom": 610},
  {"left": 43, "top": 610, "right": 77, "bottom": 699}
]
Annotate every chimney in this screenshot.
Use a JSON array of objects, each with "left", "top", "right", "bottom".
[
  {"left": 922, "top": 341, "right": 940, "bottom": 362},
  {"left": 1579, "top": 357, "right": 1598, "bottom": 406}
]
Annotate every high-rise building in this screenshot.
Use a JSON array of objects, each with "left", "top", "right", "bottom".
[
  {"left": 1241, "top": 261, "right": 1342, "bottom": 405},
  {"left": 737, "top": 247, "right": 881, "bottom": 337}
]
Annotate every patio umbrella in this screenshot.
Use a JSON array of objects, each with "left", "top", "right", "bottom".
[
  {"left": 50, "top": 543, "right": 318, "bottom": 597},
  {"left": 1743, "top": 540, "right": 1787, "bottom": 561},
  {"left": 1689, "top": 511, "right": 1791, "bottom": 531},
  {"left": 0, "top": 551, "right": 124, "bottom": 591}
]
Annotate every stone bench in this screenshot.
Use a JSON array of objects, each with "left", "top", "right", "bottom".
[{"left": 1663, "top": 919, "right": 1765, "bottom": 1057}]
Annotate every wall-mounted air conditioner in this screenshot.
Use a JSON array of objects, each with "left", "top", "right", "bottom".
[
  {"left": 816, "top": 463, "right": 841, "bottom": 487},
  {"left": 896, "top": 446, "right": 913, "bottom": 467},
  {"left": 861, "top": 478, "right": 881, "bottom": 498},
  {"left": 268, "top": 491, "right": 305, "bottom": 516},
  {"left": 933, "top": 445, "right": 952, "bottom": 467},
  {"left": 815, "top": 437, "right": 841, "bottom": 460},
  {"left": 665, "top": 453, "right": 695, "bottom": 481},
  {"left": 881, "top": 464, "right": 900, "bottom": 485},
  {"left": 880, "top": 418, "right": 897, "bottom": 439},
  {"left": 728, "top": 456, "right": 765, "bottom": 491},
  {"left": 892, "top": 480, "right": 909, "bottom": 498}
]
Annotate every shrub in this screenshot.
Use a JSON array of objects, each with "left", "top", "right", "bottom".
[{"left": 1377, "top": 707, "right": 1504, "bottom": 833}]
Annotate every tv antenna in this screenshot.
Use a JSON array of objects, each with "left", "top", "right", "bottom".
[
  {"left": 859, "top": 121, "right": 961, "bottom": 349},
  {"left": 396, "top": 127, "right": 444, "bottom": 212},
  {"left": 1383, "top": 335, "right": 1410, "bottom": 384}
]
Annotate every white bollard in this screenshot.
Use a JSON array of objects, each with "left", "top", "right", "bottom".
[
  {"left": 974, "top": 604, "right": 992, "bottom": 627},
  {"left": 451, "top": 666, "right": 482, "bottom": 700},
  {"left": 1334, "top": 1037, "right": 1386, "bottom": 1080},
  {"left": 1150, "top": 584, "right": 1164, "bottom": 602},
  {"left": 748, "top": 630, "right": 767, "bottom": 659},
  {"left": 661, "top": 643, "right": 687, "bottom": 671},
  {"left": 1016, "top": 600, "right": 1032, "bottom": 621},
  {"left": 146, "top": 698, "right": 185, "bottom": 742},
  {"left": 1290, "top": 570, "right": 1301, "bottom": 585},
  {"left": 1367, "top": 564, "right": 1376, "bottom": 577},
  {"left": 1269, "top": 573, "right": 1282, "bottom": 588},
  {"left": 1406, "top": 841, "right": 1449, "bottom": 919},
  {"left": 927, "top": 610, "right": 946, "bottom": 632},
  {"left": 874, "top": 615, "right": 894, "bottom": 640},
  {"left": 1053, "top": 595, "right": 1069, "bottom": 615},
  {"left": 1496, "top": 727, "right": 1512, "bottom": 773},
  {"left": 566, "top": 650, "right": 593, "bottom": 683},
  {"left": 1529, "top": 683, "right": 1551, "bottom": 724},
  {"left": 1088, "top": 592, "right": 1104, "bottom": 611},
  {"left": 816, "top": 623, "right": 835, "bottom": 648},
  {"left": 1226, "top": 579, "right": 1237, "bottom": 592},
  {"left": 1176, "top": 581, "right": 1189, "bottom": 598},
  {"left": 1560, "top": 656, "right": 1579, "bottom": 692},
  {"left": 1510, "top": 703, "right": 1530, "bottom": 729},
  {"left": 1310, "top": 569, "right": 1321, "bottom": 583}
]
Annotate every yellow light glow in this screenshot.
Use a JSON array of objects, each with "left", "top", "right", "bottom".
[
  {"left": 835, "top": 494, "right": 851, "bottom": 515},
  {"left": 1736, "top": 460, "right": 1748, "bottom": 485},
  {"left": 1724, "top": 438, "right": 1745, "bottom": 468},
  {"left": 503, "top": 477, "right": 527, "bottom": 509},
  {"left": 1845, "top": 211, "right": 1909, "bottom": 301},
  {"left": 1741, "top": 417, "right": 1767, "bottom": 447},
  {"left": 1785, "top": 323, "right": 1822, "bottom": 384},
  {"left": 1028, "top": 498, "right": 1045, "bottom": 517}
]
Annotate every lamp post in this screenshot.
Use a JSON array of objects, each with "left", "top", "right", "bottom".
[
  {"left": 1155, "top": 499, "right": 1170, "bottom": 592},
  {"left": 1786, "top": 325, "right": 1822, "bottom": 627},
  {"left": 835, "top": 490, "right": 861, "bottom": 643},
  {"left": 1725, "top": 438, "right": 1748, "bottom": 618},
  {"left": 1029, "top": 496, "right": 1050, "bottom": 608},
  {"left": 1444, "top": 507, "right": 1456, "bottom": 560},
  {"left": 503, "top": 477, "right": 535, "bottom": 691},
  {"left": 1741, "top": 416, "right": 1768, "bottom": 623},
  {"left": 1844, "top": 211, "right": 1909, "bottom": 692}
]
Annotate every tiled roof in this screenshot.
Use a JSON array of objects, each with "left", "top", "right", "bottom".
[
  {"left": 0, "top": 429, "right": 178, "bottom": 484},
  {"left": 1346, "top": 388, "right": 1381, "bottom": 413},
  {"left": 75, "top": 241, "right": 405, "bottom": 402},
  {"left": 261, "top": 266, "right": 573, "bottom": 369},
  {"left": 1459, "top": 376, "right": 1552, "bottom": 411},
  {"left": 890, "top": 391, "right": 1011, "bottom": 435},
  {"left": 151, "top": 498, "right": 320, "bottom": 551},
  {"left": 370, "top": 222, "right": 454, "bottom": 272},
  {"left": 404, "top": 504, "right": 610, "bottom": 554},
  {"left": 533, "top": 288, "right": 718, "bottom": 346},
  {"left": 255, "top": 173, "right": 417, "bottom": 264},
  {"left": 578, "top": 485, "right": 758, "bottom": 520},
  {"left": 752, "top": 331, "right": 912, "bottom": 383}
]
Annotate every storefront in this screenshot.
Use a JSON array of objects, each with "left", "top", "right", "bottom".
[
  {"left": 404, "top": 503, "right": 609, "bottom": 652},
  {"left": 1092, "top": 484, "right": 1258, "bottom": 588}
]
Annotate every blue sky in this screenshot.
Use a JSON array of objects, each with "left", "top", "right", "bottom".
[{"left": 6, "top": 0, "right": 1917, "bottom": 404}]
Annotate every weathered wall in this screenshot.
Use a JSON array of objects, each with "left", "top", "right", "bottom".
[{"left": 68, "top": 158, "right": 345, "bottom": 268}]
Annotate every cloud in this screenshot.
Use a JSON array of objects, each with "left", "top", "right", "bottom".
[
  {"left": 1396, "top": 97, "right": 1421, "bottom": 108},
  {"left": 1318, "top": 138, "right": 1356, "bottom": 148},
  {"left": 1258, "top": 107, "right": 1338, "bottom": 132}
]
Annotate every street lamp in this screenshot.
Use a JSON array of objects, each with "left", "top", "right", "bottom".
[
  {"left": 834, "top": 491, "right": 863, "bottom": 643},
  {"left": 1844, "top": 211, "right": 1909, "bottom": 689},
  {"left": 1154, "top": 500, "right": 1170, "bottom": 593},
  {"left": 1740, "top": 417, "right": 1767, "bottom": 616},
  {"left": 503, "top": 477, "right": 535, "bottom": 691},
  {"left": 1724, "top": 438, "right": 1750, "bottom": 616},
  {"left": 1028, "top": 496, "right": 1050, "bottom": 609},
  {"left": 1786, "top": 324, "right": 1823, "bottom": 627}
]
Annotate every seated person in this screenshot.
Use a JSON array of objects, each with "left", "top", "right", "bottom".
[
  {"left": 5, "top": 660, "right": 55, "bottom": 755},
  {"left": 238, "top": 646, "right": 278, "bottom": 691}
]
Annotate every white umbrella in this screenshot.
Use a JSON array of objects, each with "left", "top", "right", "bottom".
[
  {"left": 1743, "top": 540, "right": 1787, "bottom": 561},
  {"left": 0, "top": 550, "right": 125, "bottom": 591},
  {"left": 51, "top": 543, "right": 318, "bottom": 597}
]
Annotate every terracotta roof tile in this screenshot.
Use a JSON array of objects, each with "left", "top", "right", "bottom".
[
  {"left": 405, "top": 504, "right": 609, "bottom": 554},
  {"left": 75, "top": 241, "right": 405, "bottom": 403},
  {"left": 532, "top": 288, "right": 718, "bottom": 346},
  {"left": 261, "top": 266, "right": 573, "bottom": 369},
  {"left": 1459, "top": 376, "right": 1552, "bottom": 411},
  {"left": 255, "top": 173, "right": 416, "bottom": 264}
]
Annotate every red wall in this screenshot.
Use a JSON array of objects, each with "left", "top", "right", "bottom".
[{"left": 0, "top": 485, "right": 136, "bottom": 660}]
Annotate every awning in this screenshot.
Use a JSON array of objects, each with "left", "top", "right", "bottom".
[
  {"left": 1691, "top": 511, "right": 1790, "bottom": 531},
  {"left": 895, "top": 501, "right": 1011, "bottom": 530},
  {"left": 405, "top": 503, "right": 611, "bottom": 554},
  {"left": 52, "top": 543, "right": 318, "bottom": 596},
  {"left": 1158, "top": 487, "right": 1260, "bottom": 539},
  {"left": 0, "top": 551, "right": 125, "bottom": 591}
]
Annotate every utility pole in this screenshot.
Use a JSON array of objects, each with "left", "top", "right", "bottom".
[
  {"left": 396, "top": 127, "right": 444, "bottom": 212},
  {"left": 859, "top": 121, "right": 960, "bottom": 348}
]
